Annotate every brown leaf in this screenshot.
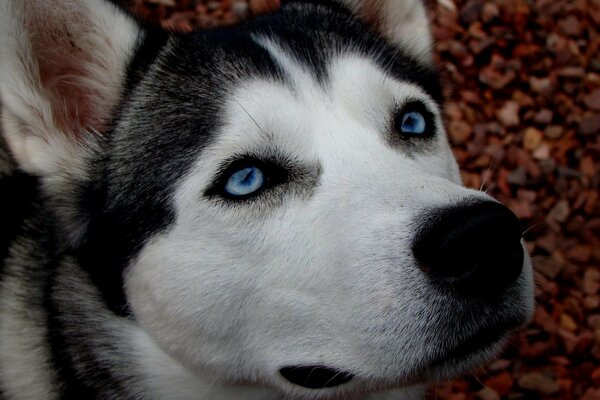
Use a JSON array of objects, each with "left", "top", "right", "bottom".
[
  {"left": 476, "top": 388, "right": 499, "bottom": 400},
  {"left": 518, "top": 371, "right": 561, "bottom": 394},
  {"left": 249, "top": 0, "right": 280, "bottom": 15},
  {"left": 533, "top": 109, "right": 553, "bottom": 124},
  {"left": 584, "top": 89, "right": 600, "bottom": 111},
  {"left": 483, "top": 372, "right": 513, "bottom": 396},
  {"left": 449, "top": 120, "right": 473, "bottom": 144},
  {"left": 545, "top": 125, "right": 564, "bottom": 139},
  {"left": 497, "top": 101, "right": 520, "bottom": 127},
  {"left": 523, "top": 127, "right": 544, "bottom": 151},
  {"left": 581, "top": 388, "right": 600, "bottom": 400},
  {"left": 579, "top": 114, "right": 600, "bottom": 135},
  {"left": 560, "top": 313, "right": 578, "bottom": 332},
  {"left": 558, "top": 15, "right": 583, "bottom": 37},
  {"left": 533, "top": 256, "right": 563, "bottom": 279},
  {"left": 529, "top": 76, "right": 553, "bottom": 94},
  {"left": 583, "top": 269, "right": 600, "bottom": 294},
  {"left": 584, "top": 295, "right": 600, "bottom": 310},
  {"left": 547, "top": 200, "right": 570, "bottom": 223},
  {"left": 580, "top": 156, "right": 597, "bottom": 177}
]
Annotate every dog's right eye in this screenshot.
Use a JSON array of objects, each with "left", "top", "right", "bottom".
[{"left": 206, "top": 157, "right": 289, "bottom": 201}]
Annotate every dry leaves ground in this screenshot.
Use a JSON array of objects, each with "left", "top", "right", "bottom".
[{"left": 132, "top": 0, "right": 600, "bottom": 398}]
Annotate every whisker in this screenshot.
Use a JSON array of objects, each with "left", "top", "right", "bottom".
[
  {"left": 522, "top": 222, "right": 543, "bottom": 237},
  {"left": 198, "top": 373, "right": 220, "bottom": 398},
  {"left": 471, "top": 371, "right": 491, "bottom": 391},
  {"left": 479, "top": 154, "right": 497, "bottom": 192},
  {"left": 235, "top": 100, "right": 272, "bottom": 141},
  {"left": 304, "top": 365, "right": 317, "bottom": 387},
  {"left": 323, "top": 370, "right": 344, "bottom": 388}
]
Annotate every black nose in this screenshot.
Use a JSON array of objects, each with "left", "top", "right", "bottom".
[{"left": 412, "top": 201, "right": 524, "bottom": 296}]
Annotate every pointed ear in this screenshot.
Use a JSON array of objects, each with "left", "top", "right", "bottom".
[
  {"left": 0, "top": 0, "right": 142, "bottom": 176},
  {"left": 339, "top": 0, "right": 433, "bottom": 62}
]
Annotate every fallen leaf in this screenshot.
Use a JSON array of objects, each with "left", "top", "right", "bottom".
[
  {"left": 497, "top": 101, "right": 520, "bottom": 127},
  {"left": 518, "top": 371, "right": 561, "bottom": 394}
]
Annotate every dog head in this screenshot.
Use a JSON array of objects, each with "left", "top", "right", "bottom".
[{"left": 0, "top": 0, "right": 534, "bottom": 397}]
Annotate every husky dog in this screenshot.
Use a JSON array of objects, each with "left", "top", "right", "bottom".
[{"left": 0, "top": 0, "right": 534, "bottom": 399}]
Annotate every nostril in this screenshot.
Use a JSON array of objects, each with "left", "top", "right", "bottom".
[{"left": 412, "top": 201, "right": 524, "bottom": 296}]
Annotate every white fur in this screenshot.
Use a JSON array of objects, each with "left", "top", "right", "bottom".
[
  {"left": 0, "top": 1, "right": 534, "bottom": 399},
  {"left": 338, "top": 0, "right": 433, "bottom": 62},
  {"left": 132, "top": 329, "right": 282, "bottom": 400},
  {"left": 133, "top": 330, "right": 423, "bottom": 400},
  {"left": 125, "top": 41, "right": 534, "bottom": 399}
]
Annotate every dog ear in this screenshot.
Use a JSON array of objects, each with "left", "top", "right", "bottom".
[
  {"left": 0, "top": 0, "right": 142, "bottom": 176},
  {"left": 337, "top": 0, "right": 433, "bottom": 62}
]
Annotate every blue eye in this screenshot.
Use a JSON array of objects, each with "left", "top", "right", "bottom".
[
  {"left": 224, "top": 166, "right": 265, "bottom": 197},
  {"left": 400, "top": 111, "right": 427, "bottom": 135}
]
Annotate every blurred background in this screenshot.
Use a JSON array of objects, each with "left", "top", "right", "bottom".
[{"left": 128, "top": 0, "right": 600, "bottom": 398}]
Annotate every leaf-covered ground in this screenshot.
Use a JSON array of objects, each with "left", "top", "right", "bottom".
[{"left": 132, "top": 0, "right": 600, "bottom": 398}]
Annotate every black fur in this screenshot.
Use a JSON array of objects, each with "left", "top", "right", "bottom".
[
  {"left": 2, "top": 1, "right": 445, "bottom": 398},
  {"left": 0, "top": 159, "right": 38, "bottom": 267},
  {"left": 75, "top": 0, "right": 444, "bottom": 314}
]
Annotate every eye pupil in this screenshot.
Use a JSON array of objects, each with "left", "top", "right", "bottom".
[
  {"left": 400, "top": 111, "right": 426, "bottom": 135},
  {"left": 403, "top": 115, "right": 418, "bottom": 129},
  {"left": 240, "top": 169, "right": 254, "bottom": 185},
  {"left": 225, "top": 166, "right": 265, "bottom": 197}
]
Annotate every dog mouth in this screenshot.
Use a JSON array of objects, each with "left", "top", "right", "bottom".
[
  {"left": 448, "top": 326, "right": 507, "bottom": 358},
  {"left": 279, "top": 365, "right": 354, "bottom": 389},
  {"left": 428, "top": 319, "right": 521, "bottom": 372},
  {"left": 278, "top": 323, "right": 516, "bottom": 390},
  {"left": 277, "top": 318, "right": 522, "bottom": 391}
]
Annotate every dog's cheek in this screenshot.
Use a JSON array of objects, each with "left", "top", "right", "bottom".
[{"left": 124, "top": 233, "right": 251, "bottom": 375}]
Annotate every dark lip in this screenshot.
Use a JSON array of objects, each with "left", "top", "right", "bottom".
[
  {"left": 279, "top": 365, "right": 354, "bottom": 389},
  {"left": 430, "top": 319, "right": 522, "bottom": 367},
  {"left": 276, "top": 319, "right": 524, "bottom": 392}
]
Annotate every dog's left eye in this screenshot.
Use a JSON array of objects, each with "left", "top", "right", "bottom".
[
  {"left": 224, "top": 166, "right": 265, "bottom": 197},
  {"left": 400, "top": 111, "right": 426, "bottom": 135},
  {"left": 394, "top": 102, "right": 435, "bottom": 139}
]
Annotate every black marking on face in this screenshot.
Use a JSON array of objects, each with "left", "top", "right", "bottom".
[
  {"left": 254, "top": 0, "right": 444, "bottom": 104},
  {"left": 123, "top": 25, "right": 170, "bottom": 99},
  {"left": 74, "top": 0, "right": 442, "bottom": 314},
  {"left": 76, "top": 20, "right": 288, "bottom": 314}
]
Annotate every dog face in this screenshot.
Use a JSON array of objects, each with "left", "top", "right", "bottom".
[{"left": 0, "top": 0, "right": 534, "bottom": 398}]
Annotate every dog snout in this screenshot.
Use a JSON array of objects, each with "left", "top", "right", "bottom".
[{"left": 412, "top": 201, "right": 524, "bottom": 296}]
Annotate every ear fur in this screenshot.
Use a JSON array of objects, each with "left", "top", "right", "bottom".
[
  {"left": 0, "top": 0, "right": 141, "bottom": 176},
  {"left": 337, "top": 0, "right": 433, "bottom": 62}
]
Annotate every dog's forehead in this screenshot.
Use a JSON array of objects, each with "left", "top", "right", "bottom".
[
  {"left": 167, "top": 1, "right": 443, "bottom": 104},
  {"left": 105, "top": 1, "right": 448, "bottom": 214},
  {"left": 208, "top": 44, "right": 439, "bottom": 159}
]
